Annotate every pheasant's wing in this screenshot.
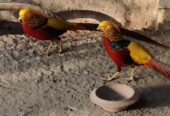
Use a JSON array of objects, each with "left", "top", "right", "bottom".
[
  {"left": 127, "top": 41, "right": 152, "bottom": 65},
  {"left": 25, "top": 13, "right": 48, "bottom": 28},
  {"left": 26, "top": 13, "right": 68, "bottom": 31}
]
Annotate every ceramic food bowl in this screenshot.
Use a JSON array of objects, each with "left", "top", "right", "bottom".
[{"left": 90, "top": 83, "right": 139, "bottom": 112}]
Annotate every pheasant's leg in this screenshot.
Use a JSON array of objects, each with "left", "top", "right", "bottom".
[
  {"left": 126, "top": 67, "right": 135, "bottom": 81},
  {"left": 101, "top": 72, "right": 120, "bottom": 81},
  {"left": 54, "top": 37, "right": 63, "bottom": 54},
  {"left": 44, "top": 41, "right": 53, "bottom": 56},
  {"left": 58, "top": 40, "right": 63, "bottom": 53}
]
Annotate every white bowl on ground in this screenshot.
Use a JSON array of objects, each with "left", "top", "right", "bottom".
[{"left": 90, "top": 83, "right": 139, "bottom": 112}]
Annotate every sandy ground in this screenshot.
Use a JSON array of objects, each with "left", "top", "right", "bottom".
[{"left": 0, "top": 22, "right": 170, "bottom": 116}]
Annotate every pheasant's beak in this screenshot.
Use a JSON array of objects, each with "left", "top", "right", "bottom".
[
  {"left": 18, "top": 17, "right": 22, "bottom": 23},
  {"left": 97, "top": 26, "right": 101, "bottom": 30}
]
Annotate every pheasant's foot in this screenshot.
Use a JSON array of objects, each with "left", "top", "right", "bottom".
[
  {"left": 55, "top": 39, "right": 63, "bottom": 54},
  {"left": 101, "top": 72, "right": 120, "bottom": 81},
  {"left": 58, "top": 48, "right": 63, "bottom": 54},
  {"left": 125, "top": 67, "right": 135, "bottom": 82},
  {"left": 42, "top": 42, "right": 53, "bottom": 57},
  {"left": 125, "top": 76, "right": 135, "bottom": 82},
  {"left": 42, "top": 51, "right": 50, "bottom": 57}
]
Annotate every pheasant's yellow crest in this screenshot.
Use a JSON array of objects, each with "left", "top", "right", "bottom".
[{"left": 97, "top": 21, "right": 120, "bottom": 31}]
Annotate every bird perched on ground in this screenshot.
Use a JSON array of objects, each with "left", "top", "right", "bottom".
[
  {"left": 18, "top": 8, "right": 98, "bottom": 55},
  {"left": 97, "top": 21, "right": 170, "bottom": 81}
]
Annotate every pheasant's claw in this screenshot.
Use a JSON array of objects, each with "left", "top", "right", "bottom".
[
  {"left": 58, "top": 48, "right": 63, "bottom": 54},
  {"left": 101, "top": 72, "right": 120, "bottom": 81},
  {"left": 42, "top": 42, "right": 53, "bottom": 57},
  {"left": 56, "top": 39, "right": 63, "bottom": 54},
  {"left": 100, "top": 76, "right": 119, "bottom": 81},
  {"left": 126, "top": 67, "right": 136, "bottom": 82},
  {"left": 125, "top": 76, "right": 135, "bottom": 82},
  {"left": 41, "top": 51, "right": 50, "bottom": 57}
]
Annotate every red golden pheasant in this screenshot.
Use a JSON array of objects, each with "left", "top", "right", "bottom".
[
  {"left": 18, "top": 8, "right": 97, "bottom": 55},
  {"left": 97, "top": 21, "right": 170, "bottom": 81}
]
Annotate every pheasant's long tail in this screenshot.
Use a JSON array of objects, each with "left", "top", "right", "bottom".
[
  {"left": 120, "top": 28, "right": 170, "bottom": 49},
  {"left": 145, "top": 59, "right": 170, "bottom": 80},
  {"left": 67, "top": 22, "right": 98, "bottom": 31}
]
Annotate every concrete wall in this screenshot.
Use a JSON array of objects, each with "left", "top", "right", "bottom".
[{"left": 0, "top": 0, "right": 169, "bottom": 30}]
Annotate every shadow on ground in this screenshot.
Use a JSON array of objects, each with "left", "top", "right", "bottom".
[
  {"left": 0, "top": 21, "right": 23, "bottom": 35},
  {"left": 128, "top": 84, "right": 170, "bottom": 110}
]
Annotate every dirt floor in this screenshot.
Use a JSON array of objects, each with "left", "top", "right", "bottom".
[{"left": 0, "top": 22, "right": 170, "bottom": 116}]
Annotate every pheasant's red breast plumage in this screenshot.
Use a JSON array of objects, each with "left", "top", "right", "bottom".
[
  {"left": 103, "top": 36, "right": 136, "bottom": 71},
  {"left": 22, "top": 21, "right": 66, "bottom": 40}
]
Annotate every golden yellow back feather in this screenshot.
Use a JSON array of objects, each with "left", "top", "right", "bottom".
[
  {"left": 47, "top": 18, "right": 68, "bottom": 30},
  {"left": 128, "top": 41, "right": 151, "bottom": 64}
]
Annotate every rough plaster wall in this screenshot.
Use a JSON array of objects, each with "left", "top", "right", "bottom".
[
  {"left": 157, "top": 0, "right": 170, "bottom": 30},
  {"left": 32, "top": 0, "right": 159, "bottom": 29},
  {"left": 122, "top": 0, "right": 159, "bottom": 29},
  {"left": 159, "top": 0, "right": 170, "bottom": 8},
  {"left": 32, "top": 0, "right": 127, "bottom": 26},
  {"left": 0, "top": 0, "right": 169, "bottom": 30}
]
